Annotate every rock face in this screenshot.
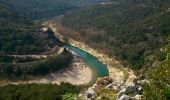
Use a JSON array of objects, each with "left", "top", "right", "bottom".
[
  {"left": 104, "top": 79, "right": 124, "bottom": 92},
  {"left": 124, "top": 85, "right": 138, "bottom": 94},
  {"left": 96, "top": 77, "right": 113, "bottom": 87},
  {"left": 116, "top": 79, "right": 148, "bottom": 100},
  {"left": 84, "top": 77, "right": 146, "bottom": 100}
]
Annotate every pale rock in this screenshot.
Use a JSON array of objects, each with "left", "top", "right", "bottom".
[
  {"left": 117, "top": 88, "right": 126, "bottom": 99},
  {"left": 86, "top": 88, "right": 96, "bottom": 99},
  {"left": 134, "top": 94, "right": 142, "bottom": 100},
  {"left": 105, "top": 84, "right": 113, "bottom": 90},
  {"left": 137, "top": 80, "right": 149, "bottom": 85},
  {"left": 118, "top": 94, "right": 130, "bottom": 100}
]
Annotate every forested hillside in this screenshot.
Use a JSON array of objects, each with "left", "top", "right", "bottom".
[
  {"left": 0, "top": 2, "right": 65, "bottom": 55},
  {"left": 0, "top": 2, "right": 73, "bottom": 80},
  {"left": 0, "top": 0, "right": 170, "bottom": 99},
  {"left": 1, "top": 0, "right": 102, "bottom": 20},
  {"left": 0, "top": 3, "right": 53, "bottom": 55},
  {"left": 62, "top": 0, "right": 170, "bottom": 72}
]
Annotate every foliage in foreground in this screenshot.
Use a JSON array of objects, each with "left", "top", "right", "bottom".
[
  {"left": 0, "top": 82, "right": 80, "bottom": 100},
  {"left": 143, "top": 37, "right": 170, "bottom": 99}
]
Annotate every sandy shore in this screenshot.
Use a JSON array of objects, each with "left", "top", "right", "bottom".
[
  {"left": 27, "top": 62, "right": 93, "bottom": 85},
  {"left": 1, "top": 54, "right": 93, "bottom": 86}
]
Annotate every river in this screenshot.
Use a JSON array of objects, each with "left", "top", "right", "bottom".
[{"left": 66, "top": 45, "right": 109, "bottom": 81}]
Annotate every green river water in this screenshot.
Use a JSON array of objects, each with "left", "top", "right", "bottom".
[{"left": 66, "top": 45, "right": 109, "bottom": 81}]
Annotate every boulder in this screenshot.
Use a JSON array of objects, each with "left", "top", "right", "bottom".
[
  {"left": 124, "top": 85, "right": 137, "bottom": 94},
  {"left": 105, "top": 84, "right": 113, "bottom": 91},
  {"left": 136, "top": 85, "right": 143, "bottom": 93},
  {"left": 86, "top": 88, "right": 96, "bottom": 99},
  {"left": 112, "top": 80, "right": 124, "bottom": 91},
  {"left": 134, "top": 94, "right": 142, "bottom": 100},
  {"left": 137, "top": 80, "right": 149, "bottom": 85},
  {"left": 118, "top": 94, "right": 130, "bottom": 100},
  {"left": 113, "top": 85, "right": 120, "bottom": 92},
  {"left": 78, "top": 93, "right": 84, "bottom": 97},
  {"left": 117, "top": 88, "right": 126, "bottom": 99},
  {"left": 130, "top": 97, "right": 136, "bottom": 100},
  {"left": 96, "top": 77, "right": 113, "bottom": 87}
]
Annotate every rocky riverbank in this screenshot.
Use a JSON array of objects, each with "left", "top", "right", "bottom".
[
  {"left": 69, "top": 39, "right": 136, "bottom": 84},
  {"left": 66, "top": 35, "right": 150, "bottom": 100},
  {"left": 68, "top": 39, "right": 142, "bottom": 99},
  {"left": 84, "top": 77, "right": 147, "bottom": 100},
  {"left": 46, "top": 22, "right": 137, "bottom": 84},
  {"left": 44, "top": 22, "right": 139, "bottom": 100}
]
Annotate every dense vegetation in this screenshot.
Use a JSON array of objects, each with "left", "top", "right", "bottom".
[
  {"left": 0, "top": 0, "right": 170, "bottom": 99},
  {"left": 143, "top": 37, "right": 170, "bottom": 99},
  {"left": 0, "top": 51, "right": 73, "bottom": 80},
  {"left": 0, "top": 83, "right": 80, "bottom": 100},
  {"left": 0, "top": 2, "right": 72, "bottom": 80},
  {"left": 0, "top": 3, "right": 59, "bottom": 55},
  {"left": 62, "top": 0, "right": 170, "bottom": 71},
  {"left": 0, "top": 0, "right": 102, "bottom": 20}
]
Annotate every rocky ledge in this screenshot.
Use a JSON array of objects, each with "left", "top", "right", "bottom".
[{"left": 85, "top": 77, "right": 148, "bottom": 100}]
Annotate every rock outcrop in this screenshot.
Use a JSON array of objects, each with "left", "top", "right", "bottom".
[
  {"left": 118, "top": 94, "right": 130, "bottom": 100},
  {"left": 86, "top": 87, "right": 96, "bottom": 99},
  {"left": 117, "top": 79, "right": 148, "bottom": 100}
]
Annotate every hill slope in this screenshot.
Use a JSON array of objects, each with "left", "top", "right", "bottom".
[
  {"left": 0, "top": 3, "right": 52, "bottom": 55},
  {"left": 0, "top": 2, "right": 73, "bottom": 79},
  {"left": 61, "top": 0, "right": 170, "bottom": 72},
  {"left": 0, "top": 0, "right": 102, "bottom": 20},
  {"left": 143, "top": 37, "right": 170, "bottom": 99}
]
